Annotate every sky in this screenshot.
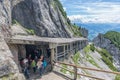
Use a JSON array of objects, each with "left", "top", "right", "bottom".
[{"left": 60, "top": 0, "right": 120, "bottom": 23}]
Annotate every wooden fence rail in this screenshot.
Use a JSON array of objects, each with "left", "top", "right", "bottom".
[{"left": 53, "top": 61, "right": 120, "bottom": 80}]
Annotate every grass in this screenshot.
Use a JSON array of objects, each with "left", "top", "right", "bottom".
[
  {"left": 72, "top": 52, "right": 80, "bottom": 65},
  {"left": 115, "top": 75, "right": 120, "bottom": 80},
  {"left": 96, "top": 48, "right": 117, "bottom": 71},
  {"left": 84, "top": 45, "right": 91, "bottom": 53},
  {"left": 25, "top": 29, "right": 35, "bottom": 35},
  {"left": 83, "top": 45, "right": 101, "bottom": 68},
  {"left": 12, "top": 19, "right": 35, "bottom": 35},
  {"left": 86, "top": 54, "right": 101, "bottom": 68},
  {"left": 60, "top": 64, "right": 67, "bottom": 74},
  {"left": 72, "top": 24, "right": 82, "bottom": 37},
  {"left": 54, "top": 0, "right": 67, "bottom": 19},
  {"left": 1, "top": 73, "right": 14, "bottom": 80}
]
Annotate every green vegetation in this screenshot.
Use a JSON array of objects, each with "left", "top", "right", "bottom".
[
  {"left": 90, "top": 44, "right": 95, "bottom": 52},
  {"left": 60, "top": 64, "right": 67, "bottom": 74},
  {"left": 115, "top": 75, "right": 120, "bottom": 80},
  {"left": 53, "top": 0, "right": 83, "bottom": 37},
  {"left": 54, "top": 0, "right": 67, "bottom": 18},
  {"left": 72, "top": 52, "right": 80, "bottom": 65},
  {"left": 71, "top": 24, "right": 82, "bottom": 37},
  {"left": 104, "top": 31, "right": 120, "bottom": 49},
  {"left": 12, "top": 19, "right": 35, "bottom": 35},
  {"left": 86, "top": 54, "right": 101, "bottom": 68},
  {"left": 84, "top": 44, "right": 95, "bottom": 53},
  {"left": 96, "top": 49, "right": 117, "bottom": 71},
  {"left": 12, "top": 19, "right": 20, "bottom": 25},
  {"left": 1, "top": 73, "right": 14, "bottom": 80},
  {"left": 84, "top": 45, "right": 91, "bottom": 53},
  {"left": 25, "top": 29, "right": 35, "bottom": 35}
]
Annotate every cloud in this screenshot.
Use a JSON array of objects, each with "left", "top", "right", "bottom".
[
  {"left": 68, "top": 14, "right": 120, "bottom": 23},
  {"left": 63, "top": 7, "right": 66, "bottom": 11},
  {"left": 66, "top": 2, "right": 120, "bottom": 23}
]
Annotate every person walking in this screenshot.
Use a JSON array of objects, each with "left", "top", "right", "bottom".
[
  {"left": 37, "top": 59, "right": 43, "bottom": 77},
  {"left": 42, "top": 59, "right": 47, "bottom": 74},
  {"left": 23, "top": 58, "right": 29, "bottom": 79},
  {"left": 31, "top": 59, "right": 36, "bottom": 73}
]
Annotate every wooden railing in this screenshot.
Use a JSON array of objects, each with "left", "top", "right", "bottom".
[{"left": 53, "top": 61, "right": 120, "bottom": 80}]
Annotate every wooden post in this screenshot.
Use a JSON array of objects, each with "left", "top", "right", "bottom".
[
  {"left": 51, "top": 48, "right": 55, "bottom": 70},
  {"left": 56, "top": 47, "right": 58, "bottom": 61},
  {"left": 70, "top": 43, "right": 72, "bottom": 54},
  {"left": 63, "top": 44, "right": 65, "bottom": 60},
  {"left": 74, "top": 66, "right": 77, "bottom": 80}
]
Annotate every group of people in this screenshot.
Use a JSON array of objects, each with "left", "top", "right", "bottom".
[{"left": 20, "top": 49, "right": 48, "bottom": 79}]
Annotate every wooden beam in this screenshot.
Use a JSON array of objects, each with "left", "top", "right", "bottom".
[
  {"left": 55, "top": 61, "right": 120, "bottom": 75},
  {"left": 54, "top": 64, "right": 104, "bottom": 80}
]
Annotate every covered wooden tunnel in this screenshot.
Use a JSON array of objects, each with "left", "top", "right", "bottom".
[{"left": 5, "top": 35, "right": 88, "bottom": 61}]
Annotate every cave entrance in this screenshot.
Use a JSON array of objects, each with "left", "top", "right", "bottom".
[{"left": 18, "top": 44, "right": 52, "bottom": 74}]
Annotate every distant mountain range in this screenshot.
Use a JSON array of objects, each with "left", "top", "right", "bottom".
[{"left": 76, "top": 23, "right": 120, "bottom": 40}]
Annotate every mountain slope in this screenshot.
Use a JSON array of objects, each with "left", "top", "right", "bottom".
[
  {"left": 54, "top": 44, "right": 116, "bottom": 80},
  {"left": 93, "top": 31, "right": 120, "bottom": 71},
  {"left": 104, "top": 31, "right": 120, "bottom": 49}
]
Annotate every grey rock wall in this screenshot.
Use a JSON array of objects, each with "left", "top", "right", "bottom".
[
  {"left": 0, "top": 0, "right": 25, "bottom": 79},
  {"left": 0, "top": 0, "right": 11, "bottom": 27},
  {"left": 93, "top": 34, "right": 120, "bottom": 70},
  {"left": 80, "top": 27, "right": 88, "bottom": 38},
  {"left": 12, "top": 0, "right": 72, "bottom": 38}
]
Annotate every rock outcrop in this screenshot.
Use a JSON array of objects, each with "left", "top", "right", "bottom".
[
  {"left": 0, "top": 32, "right": 25, "bottom": 79},
  {"left": 11, "top": 0, "right": 72, "bottom": 38},
  {"left": 93, "top": 34, "right": 120, "bottom": 70},
  {"left": 80, "top": 27, "right": 88, "bottom": 38}
]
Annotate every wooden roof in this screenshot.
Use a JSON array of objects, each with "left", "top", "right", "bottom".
[{"left": 6, "top": 35, "right": 87, "bottom": 44}]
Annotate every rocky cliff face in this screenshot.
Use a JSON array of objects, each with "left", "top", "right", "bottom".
[
  {"left": 11, "top": 0, "right": 72, "bottom": 37},
  {"left": 80, "top": 27, "right": 88, "bottom": 38},
  {"left": 93, "top": 34, "right": 120, "bottom": 70},
  {"left": 0, "top": 0, "right": 24, "bottom": 79},
  {"left": 0, "top": 0, "right": 11, "bottom": 27}
]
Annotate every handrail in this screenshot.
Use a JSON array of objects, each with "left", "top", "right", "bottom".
[
  {"left": 55, "top": 61, "right": 120, "bottom": 75},
  {"left": 54, "top": 61, "right": 120, "bottom": 80},
  {"left": 54, "top": 64, "right": 105, "bottom": 80}
]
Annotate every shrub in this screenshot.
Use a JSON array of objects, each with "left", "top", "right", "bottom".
[{"left": 90, "top": 44, "right": 95, "bottom": 52}]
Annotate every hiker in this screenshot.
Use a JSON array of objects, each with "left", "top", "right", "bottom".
[
  {"left": 42, "top": 59, "right": 47, "bottom": 73},
  {"left": 23, "top": 58, "right": 29, "bottom": 79},
  {"left": 20, "top": 58, "right": 24, "bottom": 70},
  {"left": 37, "top": 59, "right": 44, "bottom": 77},
  {"left": 40, "top": 55, "right": 44, "bottom": 61},
  {"left": 31, "top": 59, "right": 37, "bottom": 73},
  {"left": 28, "top": 54, "right": 32, "bottom": 69},
  {"left": 35, "top": 55, "right": 38, "bottom": 63}
]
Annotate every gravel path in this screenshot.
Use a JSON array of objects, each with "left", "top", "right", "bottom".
[{"left": 36, "top": 72, "right": 66, "bottom": 80}]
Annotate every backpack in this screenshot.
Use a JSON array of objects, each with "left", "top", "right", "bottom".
[{"left": 43, "top": 60, "right": 47, "bottom": 68}]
